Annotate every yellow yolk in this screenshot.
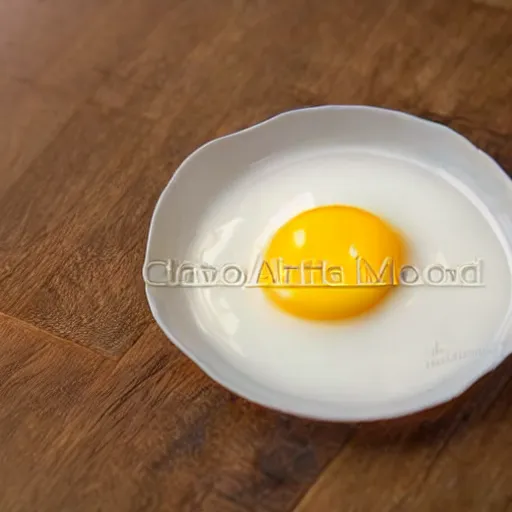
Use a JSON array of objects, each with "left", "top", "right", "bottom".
[{"left": 258, "top": 205, "right": 406, "bottom": 321}]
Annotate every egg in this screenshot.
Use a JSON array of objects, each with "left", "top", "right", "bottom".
[{"left": 186, "top": 149, "right": 511, "bottom": 403}]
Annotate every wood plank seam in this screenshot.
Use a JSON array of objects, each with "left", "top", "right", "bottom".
[
  {"left": 0, "top": 311, "right": 117, "bottom": 360},
  {"left": 289, "top": 427, "right": 358, "bottom": 511},
  {"left": 387, "top": 423, "right": 465, "bottom": 512}
]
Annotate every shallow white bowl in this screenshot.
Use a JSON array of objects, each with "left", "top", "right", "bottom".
[{"left": 143, "top": 106, "right": 512, "bottom": 422}]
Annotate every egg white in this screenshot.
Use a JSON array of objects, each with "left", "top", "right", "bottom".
[{"left": 184, "top": 148, "right": 511, "bottom": 403}]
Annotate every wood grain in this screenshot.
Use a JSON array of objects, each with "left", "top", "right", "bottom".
[
  {"left": 0, "top": 318, "right": 353, "bottom": 512},
  {"left": 0, "top": 0, "right": 511, "bottom": 510},
  {"left": 474, "top": 0, "right": 512, "bottom": 8},
  {"left": 294, "top": 357, "right": 512, "bottom": 512}
]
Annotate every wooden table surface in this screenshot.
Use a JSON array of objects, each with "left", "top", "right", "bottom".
[{"left": 1, "top": 0, "right": 512, "bottom": 510}]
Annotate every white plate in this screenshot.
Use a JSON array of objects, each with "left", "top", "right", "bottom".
[{"left": 143, "top": 106, "right": 512, "bottom": 422}]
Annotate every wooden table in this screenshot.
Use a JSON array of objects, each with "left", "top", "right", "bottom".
[{"left": 1, "top": 0, "right": 511, "bottom": 510}]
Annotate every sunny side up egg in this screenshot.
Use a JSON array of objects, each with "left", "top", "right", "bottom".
[{"left": 187, "top": 149, "right": 511, "bottom": 404}]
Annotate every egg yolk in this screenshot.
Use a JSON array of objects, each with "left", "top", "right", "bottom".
[{"left": 258, "top": 205, "right": 406, "bottom": 321}]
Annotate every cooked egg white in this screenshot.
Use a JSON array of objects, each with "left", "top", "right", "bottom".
[{"left": 185, "top": 149, "right": 511, "bottom": 403}]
